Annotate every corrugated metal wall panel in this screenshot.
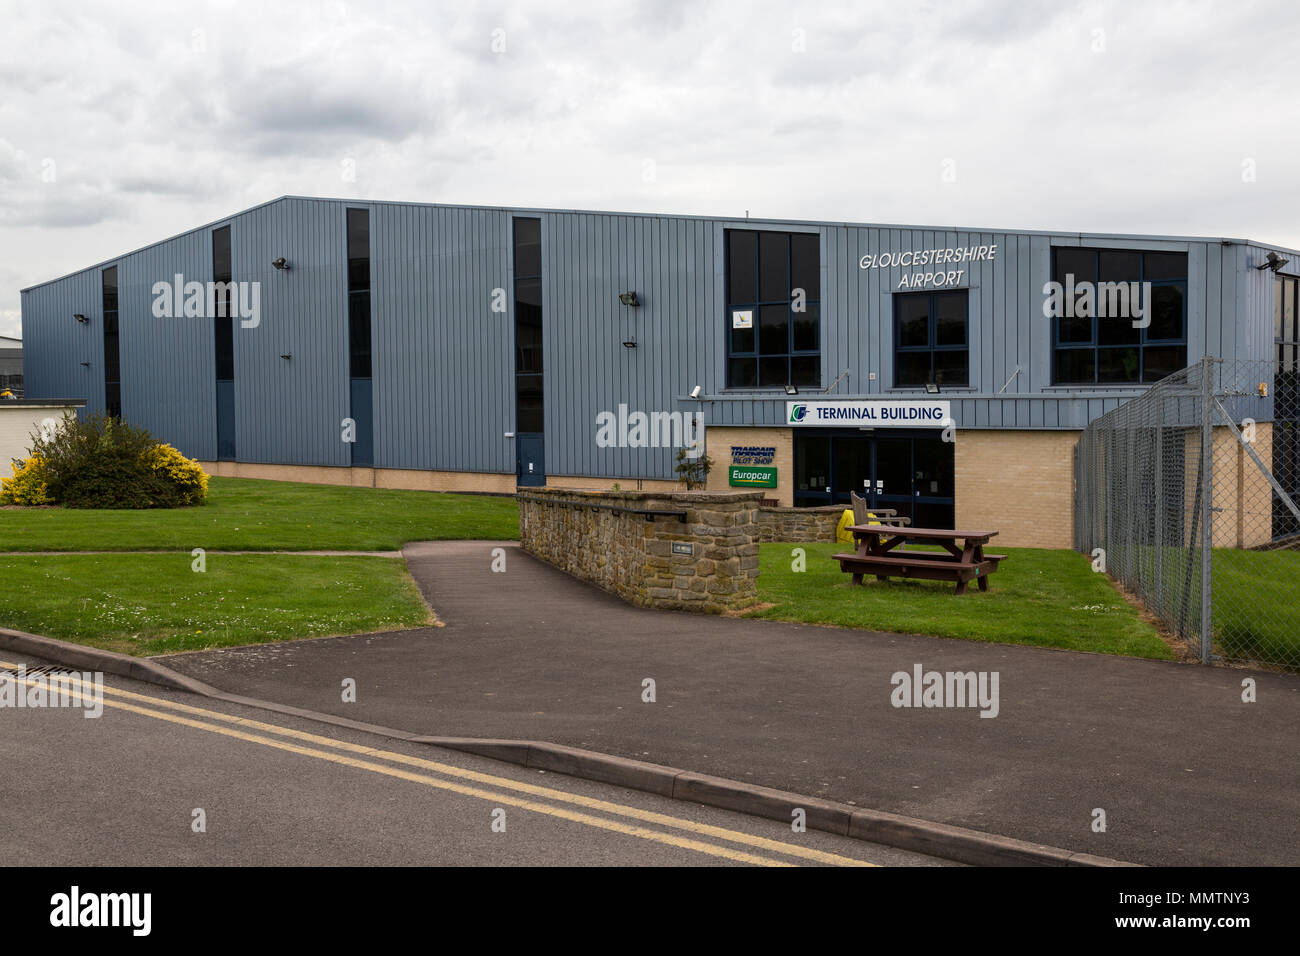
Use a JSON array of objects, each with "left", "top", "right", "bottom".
[
  {"left": 117, "top": 229, "right": 216, "bottom": 459},
  {"left": 20, "top": 270, "right": 101, "bottom": 408},
  {"left": 21, "top": 200, "right": 1280, "bottom": 483}
]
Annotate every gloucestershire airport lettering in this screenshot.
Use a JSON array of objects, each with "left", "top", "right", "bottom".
[
  {"left": 858, "top": 244, "right": 997, "bottom": 289},
  {"left": 787, "top": 400, "right": 951, "bottom": 427}
]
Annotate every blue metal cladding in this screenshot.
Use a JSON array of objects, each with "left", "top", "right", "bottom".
[
  {"left": 369, "top": 201, "right": 514, "bottom": 473},
  {"left": 19, "top": 196, "right": 1292, "bottom": 482}
]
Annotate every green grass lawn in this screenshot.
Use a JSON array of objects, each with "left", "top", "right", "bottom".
[
  {"left": 0, "top": 476, "right": 520, "bottom": 551},
  {"left": 1211, "top": 548, "right": 1300, "bottom": 666},
  {"left": 748, "top": 542, "right": 1173, "bottom": 659},
  {"left": 0, "top": 476, "right": 514, "bottom": 656},
  {"left": 0, "top": 553, "right": 433, "bottom": 656}
]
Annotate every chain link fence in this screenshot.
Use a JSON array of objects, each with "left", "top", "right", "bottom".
[{"left": 1075, "top": 355, "right": 1300, "bottom": 671}]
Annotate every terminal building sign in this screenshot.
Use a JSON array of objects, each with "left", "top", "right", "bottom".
[{"left": 786, "top": 400, "right": 951, "bottom": 427}]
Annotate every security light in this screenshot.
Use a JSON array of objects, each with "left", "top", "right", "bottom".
[
  {"left": 925, "top": 382, "right": 941, "bottom": 394},
  {"left": 784, "top": 384, "right": 798, "bottom": 395},
  {"left": 690, "top": 385, "right": 702, "bottom": 399},
  {"left": 621, "top": 339, "right": 637, "bottom": 349},
  {"left": 73, "top": 313, "right": 89, "bottom": 323},
  {"left": 272, "top": 257, "right": 291, "bottom": 271},
  {"left": 1257, "top": 252, "right": 1289, "bottom": 272},
  {"left": 619, "top": 291, "right": 639, "bottom": 307},
  {"left": 79, "top": 361, "right": 90, "bottom": 367},
  {"left": 280, "top": 353, "right": 292, "bottom": 360}
]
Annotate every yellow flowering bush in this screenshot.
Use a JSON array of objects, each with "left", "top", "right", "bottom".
[
  {"left": 140, "top": 443, "right": 209, "bottom": 505},
  {"left": 0, "top": 454, "right": 53, "bottom": 505}
]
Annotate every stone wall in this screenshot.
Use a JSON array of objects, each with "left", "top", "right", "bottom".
[
  {"left": 756, "top": 505, "right": 845, "bottom": 542},
  {"left": 517, "top": 487, "right": 762, "bottom": 613}
]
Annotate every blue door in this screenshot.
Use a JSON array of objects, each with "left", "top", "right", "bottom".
[{"left": 517, "top": 434, "right": 546, "bottom": 487}]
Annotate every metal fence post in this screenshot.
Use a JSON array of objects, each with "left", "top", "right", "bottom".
[
  {"left": 1199, "top": 355, "right": 1214, "bottom": 664},
  {"left": 1155, "top": 428, "right": 1164, "bottom": 616}
]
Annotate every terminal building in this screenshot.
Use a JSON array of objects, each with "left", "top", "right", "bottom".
[{"left": 19, "top": 196, "right": 1297, "bottom": 547}]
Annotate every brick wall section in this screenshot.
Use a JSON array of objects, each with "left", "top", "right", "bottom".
[
  {"left": 1208, "top": 423, "right": 1274, "bottom": 548},
  {"left": 704, "top": 426, "right": 794, "bottom": 506},
  {"left": 756, "top": 505, "right": 844, "bottom": 542},
  {"left": 517, "top": 487, "right": 763, "bottom": 613},
  {"left": 955, "top": 430, "right": 1079, "bottom": 548}
]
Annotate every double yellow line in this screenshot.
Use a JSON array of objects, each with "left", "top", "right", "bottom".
[{"left": 1, "top": 662, "right": 874, "bottom": 867}]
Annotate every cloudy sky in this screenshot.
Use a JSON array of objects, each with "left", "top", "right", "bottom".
[{"left": 2, "top": 0, "right": 1299, "bottom": 339}]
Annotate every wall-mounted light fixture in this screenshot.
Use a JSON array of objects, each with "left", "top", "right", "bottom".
[
  {"left": 280, "top": 353, "right": 292, "bottom": 360},
  {"left": 925, "top": 382, "right": 941, "bottom": 394},
  {"left": 689, "top": 385, "right": 702, "bottom": 399},
  {"left": 618, "top": 291, "right": 639, "bottom": 307},
  {"left": 621, "top": 339, "right": 637, "bottom": 349},
  {"left": 1257, "top": 251, "right": 1290, "bottom": 272},
  {"left": 272, "top": 257, "right": 291, "bottom": 271},
  {"left": 73, "top": 313, "right": 89, "bottom": 323},
  {"left": 79, "top": 361, "right": 90, "bottom": 367},
  {"left": 784, "top": 384, "right": 798, "bottom": 395}
]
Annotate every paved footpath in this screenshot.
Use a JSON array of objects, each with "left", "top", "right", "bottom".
[{"left": 160, "top": 541, "right": 1300, "bottom": 866}]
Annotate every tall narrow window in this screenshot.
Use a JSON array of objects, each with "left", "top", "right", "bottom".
[
  {"left": 346, "top": 208, "right": 374, "bottom": 466},
  {"left": 213, "top": 226, "right": 236, "bottom": 459},
  {"left": 513, "top": 218, "right": 543, "bottom": 432},
  {"left": 1277, "top": 275, "right": 1298, "bottom": 372},
  {"left": 101, "top": 266, "right": 121, "bottom": 418},
  {"left": 513, "top": 218, "right": 545, "bottom": 486}
]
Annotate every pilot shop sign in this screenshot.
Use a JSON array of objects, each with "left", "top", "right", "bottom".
[
  {"left": 859, "top": 244, "right": 998, "bottom": 288},
  {"left": 787, "top": 400, "right": 950, "bottom": 427}
]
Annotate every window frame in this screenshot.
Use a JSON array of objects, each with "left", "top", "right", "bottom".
[
  {"left": 891, "top": 289, "right": 970, "bottom": 389},
  {"left": 1276, "top": 275, "right": 1299, "bottom": 373},
  {"left": 1050, "top": 246, "right": 1189, "bottom": 386},
  {"left": 724, "top": 229, "right": 821, "bottom": 389}
]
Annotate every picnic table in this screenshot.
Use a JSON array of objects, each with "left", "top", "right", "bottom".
[{"left": 832, "top": 525, "right": 1005, "bottom": 595}]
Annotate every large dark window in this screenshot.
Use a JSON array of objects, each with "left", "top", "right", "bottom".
[
  {"left": 893, "top": 290, "right": 969, "bottom": 388},
  {"left": 1273, "top": 275, "right": 1300, "bottom": 538},
  {"left": 514, "top": 217, "right": 544, "bottom": 434},
  {"left": 726, "top": 229, "right": 820, "bottom": 388},
  {"left": 101, "top": 266, "right": 121, "bottom": 418},
  {"left": 1051, "top": 247, "right": 1187, "bottom": 385},
  {"left": 346, "top": 208, "right": 373, "bottom": 465},
  {"left": 1276, "top": 275, "right": 1299, "bottom": 372},
  {"left": 213, "top": 226, "right": 236, "bottom": 459}
]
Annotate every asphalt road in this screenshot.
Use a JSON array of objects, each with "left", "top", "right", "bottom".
[
  {"left": 160, "top": 541, "right": 1300, "bottom": 867},
  {"left": 0, "top": 652, "right": 949, "bottom": 867}
]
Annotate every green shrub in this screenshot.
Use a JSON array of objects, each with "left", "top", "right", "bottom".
[{"left": 27, "top": 412, "right": 208, "bottom": 509}]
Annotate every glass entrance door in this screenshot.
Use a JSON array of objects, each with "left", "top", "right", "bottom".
[
  {"left": 872, "top": 437, "right": 914, "bottom": 523},
  {"left": 794, "top": 430, "right": 954, "bottom": 526}
]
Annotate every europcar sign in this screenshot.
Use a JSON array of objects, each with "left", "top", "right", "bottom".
[
  {"left": 728, "top": 465, "right": 777, "bottom": 488},
  {"left": 786, "top": 400, "right": 950, "bottom": 427}
]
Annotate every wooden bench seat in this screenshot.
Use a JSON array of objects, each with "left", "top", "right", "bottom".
[
  {"left": 888, "top": 547, "right": 1007, "bottom": 563},
  {"left": 831, "top": 551, "right": 1000, "bottom": 594}
]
